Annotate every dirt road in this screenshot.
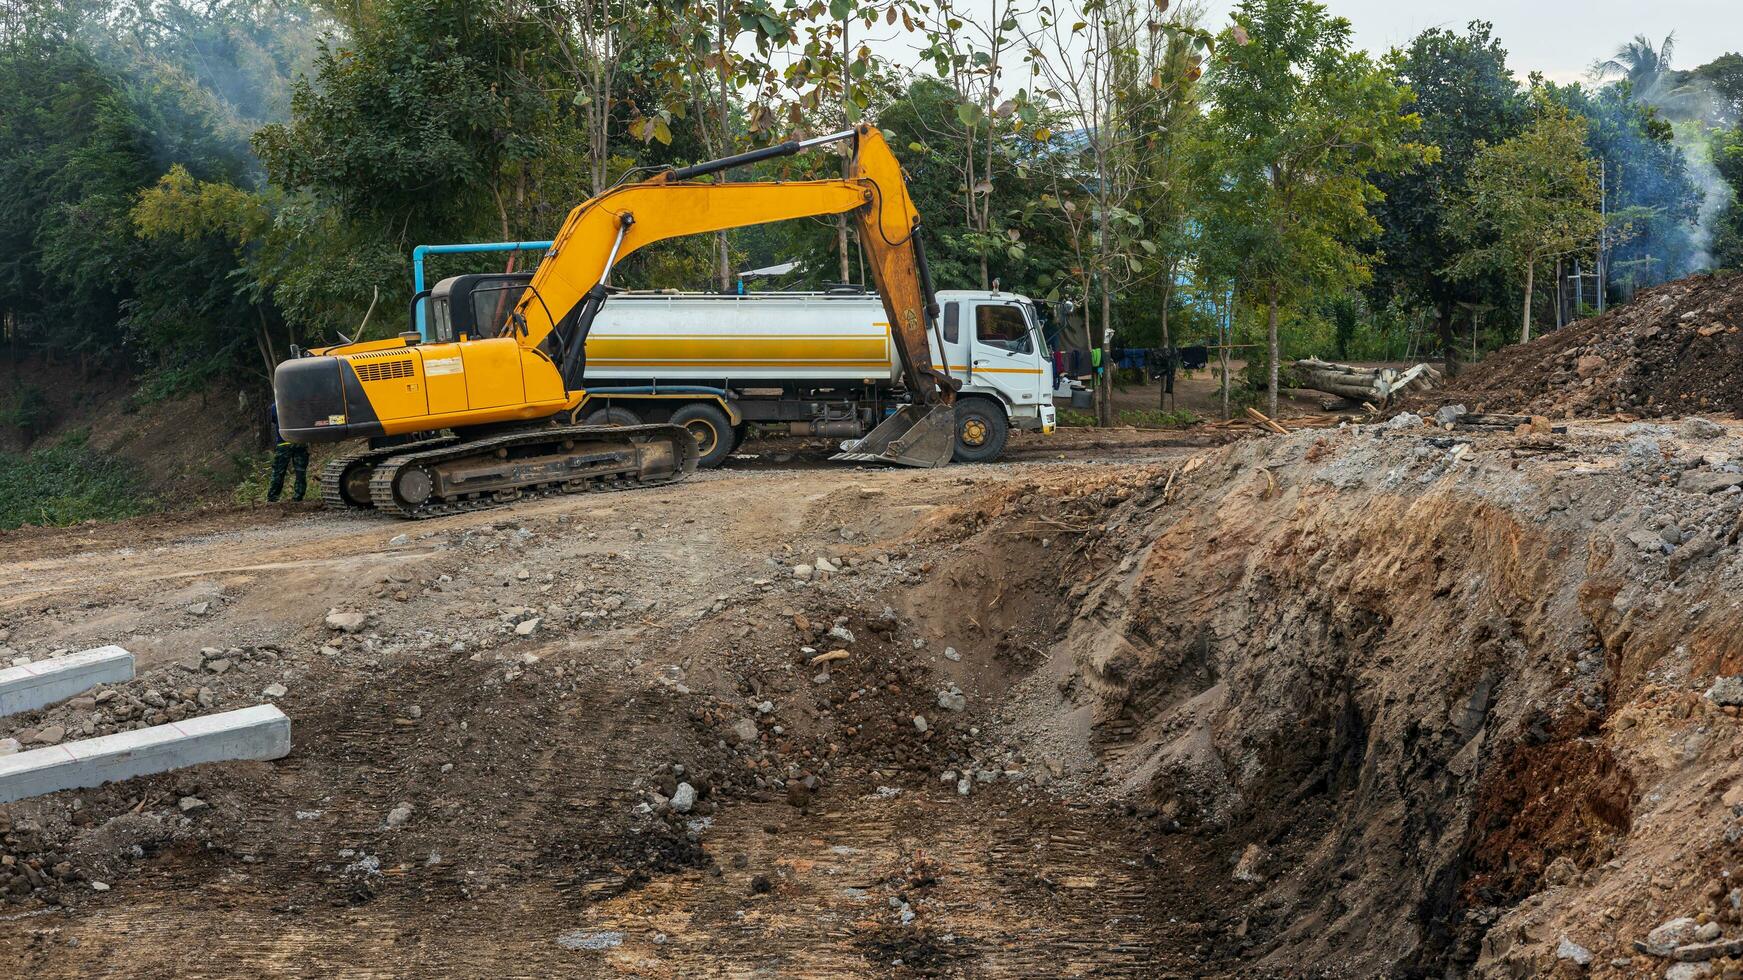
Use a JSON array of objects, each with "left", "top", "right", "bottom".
[{"left": 0, "top": 432, "right": 1236, "bottom": 978}]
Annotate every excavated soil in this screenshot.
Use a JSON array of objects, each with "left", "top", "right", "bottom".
[
  {"left": 4, "top": 419, "right": 1743, "bottom": 977},
  {"left": 1417, "top": 271, "right": 1743, "bottom": 419}
]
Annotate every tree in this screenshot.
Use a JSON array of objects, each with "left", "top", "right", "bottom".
[
  {"left": 1195, "top": 0, "right": 1431, "bottom": 415},
  {"left": 1712, "top": 123, "right": 1743, "bottom": 268},
  {"left": 1369, "top": 21, "right": 1527, "bottom": 376},
  {"left": 911, "top": 0, "right": 1038, "bottom": 292},
  {"left": 1596, "top": 33, "right": 1677, "bottom": 90},
  {"left": 1448, "top": 98, "right": 1603, "bottom": 343},
  {"left": 1022, "top": 0, "right": 1212, "bottom": 425}
]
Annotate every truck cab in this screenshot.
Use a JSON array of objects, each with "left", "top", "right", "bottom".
[{"left": 934, "top": 290, "right": 1056, "bottom": 455}]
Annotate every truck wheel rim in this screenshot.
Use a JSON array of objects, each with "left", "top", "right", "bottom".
[
  {"left": 961, "top": 418, "right": 987, "bottom": 447},
  {"left": 685, "top": 420, "right": 719, "bottom": 455}
]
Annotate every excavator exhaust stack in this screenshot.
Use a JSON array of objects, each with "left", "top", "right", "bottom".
[{"left": 831, "top": 403, "right": 956, "bottom": 468}]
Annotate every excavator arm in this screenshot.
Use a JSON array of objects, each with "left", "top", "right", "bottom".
[{"left": 514, "top": 124, "right": 960, "bottom": 466}]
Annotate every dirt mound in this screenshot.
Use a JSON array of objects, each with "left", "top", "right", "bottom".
[
  {"left": 908, "top": 418, "right": 1743, "bottom": 975},
  {"left": 1422, "top": 271, "right": 1743, "bottom": 418}
]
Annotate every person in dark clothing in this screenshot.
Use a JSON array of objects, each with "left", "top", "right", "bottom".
[{"left": 267, "top": 402, "right": 309, "bottom": 502}]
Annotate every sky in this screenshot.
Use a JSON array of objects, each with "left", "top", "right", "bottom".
[
  {"left": 1211, "top": 0, "right": 1743, "bottom": 83},
  {"left": 860, "top": 0, "right": 1741, "bottom": 88}
]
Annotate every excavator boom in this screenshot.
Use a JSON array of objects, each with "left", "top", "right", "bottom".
[{"left": 513, "top": 124, "right": 957, "bottom": 465}]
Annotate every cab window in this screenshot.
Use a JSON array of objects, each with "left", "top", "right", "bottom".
[
  {"left": 430, "top": 297, "right": 453, "bottom": 342},
  {"left": 943, "top": 302, "right": 959, "bottom": 344},
  {"left": 975, "top": 304, "right": 1032, "bottom": 354}
]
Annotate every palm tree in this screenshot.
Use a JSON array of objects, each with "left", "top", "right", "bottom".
[
  {"left": 1593, "top": 32, "right": 1699, "bottom": 113},
  {"left": 1596, "top": 33, "right": 1677, "bottom": 89}
]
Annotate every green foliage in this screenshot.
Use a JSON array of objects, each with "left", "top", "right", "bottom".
[
  {"left": 1448, "top": 97, "right": 1604, "bottom": 340},
  {"left": 0, "top": 436, "right": 152, "bottom": 529},
  {"left": 1194, "top": 0, "right": 1432, "bottom": 411},
  {"left": 1713, "top": 125, "right": 1743, "bottom": 269},
  {"left": 1117, "top": 408, "right": 1200, "bottom": 428},
  {"left": 0, "top": 384, "right": 51, "bottom": 442},
  {"left": 1368, "top": 22, "right": 1527, "bottom": 357}
]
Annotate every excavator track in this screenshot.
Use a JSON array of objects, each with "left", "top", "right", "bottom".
[
  {"left": 365, "top": 423, "right": 699, "bottom": 519},
  {"left": 318, "top": 437, "right": 458, "bottom": 510}
]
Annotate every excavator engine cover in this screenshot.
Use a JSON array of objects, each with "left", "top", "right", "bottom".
[{"left": 831, "top": 403, "right": 956, "bottom": 468}]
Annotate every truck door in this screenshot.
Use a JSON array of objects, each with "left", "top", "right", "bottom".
[{"left": 967, "top": 301, "right": 1048, "bottom": 409}]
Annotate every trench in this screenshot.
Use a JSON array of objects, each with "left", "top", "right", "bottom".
[{"left": 880, "top": 431, "right": 1673, "bottom": 976}]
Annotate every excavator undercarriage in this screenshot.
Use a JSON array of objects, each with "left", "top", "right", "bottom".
[{"left": 319, "top": 423, "right": 698, "bottom": 519}]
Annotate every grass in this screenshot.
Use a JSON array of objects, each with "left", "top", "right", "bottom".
[
  {"left": 0, "top": 432, "right": 154, "bottom": 530},
  {"left": 1059, "top": 407, "right": 1202, "bottom": 429}
]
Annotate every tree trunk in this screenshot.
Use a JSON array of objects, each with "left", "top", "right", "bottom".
[
  {"left": 1521, "top": 259, "right": 1535, "bottom": 344},
  {"left": 1435, "top": 298, "right": 1458, "bottom": 378},
  {"left": 714, "top": 0, "right": 732, "bottom": 292},
  {"left": 1158, "top": 278, "right": 1173, "bottom": 410},
  {"left": 1097, "top": 283, "right": 1114, "bottom": 427},
  {"left": 1266, "top": 285, "right": 1280, "bottom": 418}
]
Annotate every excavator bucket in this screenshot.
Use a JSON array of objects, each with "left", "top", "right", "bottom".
[{"left": 831, "top": 403, "right": 956, "bottom": 468}]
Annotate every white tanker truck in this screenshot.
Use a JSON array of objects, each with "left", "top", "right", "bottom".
[{"left": 424, "top": 275, "right": 1056, "bottom": 467}]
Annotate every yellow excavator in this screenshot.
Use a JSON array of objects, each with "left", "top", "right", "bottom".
[{"left": 273, "top": 123, "right": 960, "bottom": 518}]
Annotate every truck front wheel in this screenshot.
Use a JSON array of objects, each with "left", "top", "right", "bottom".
[
  {"left": 952, "top": 398, "right": 1009, "bottom": 463},
  {"left": 671, "top": 402, "right": 736, "bottom": 468}
]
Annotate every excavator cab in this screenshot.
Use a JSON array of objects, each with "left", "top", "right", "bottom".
[{"left": 424, "top": 273, "right": 537, "bottom": 342}]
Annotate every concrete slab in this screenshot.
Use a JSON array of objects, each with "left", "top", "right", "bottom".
[
  {"left": 0, "top": 645, "right": 135, "bottom": 718},
  {"left": 0, "top": 704, "right": 291, "bottom": 803}
]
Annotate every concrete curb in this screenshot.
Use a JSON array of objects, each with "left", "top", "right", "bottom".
[
  {"left": 0, "top": 646, "right": 135, "bottom": 718},
  {"left": 0, "top": 704, "right": 291, "bottom": 803}
]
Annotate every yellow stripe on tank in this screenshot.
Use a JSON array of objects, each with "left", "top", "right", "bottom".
[{"left": 586, "top": 333, "right": 889, "bottom": 364}]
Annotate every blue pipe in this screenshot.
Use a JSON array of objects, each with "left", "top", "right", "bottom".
[{"left": 411, "top": 240, "right": 554, "bottom": 339}]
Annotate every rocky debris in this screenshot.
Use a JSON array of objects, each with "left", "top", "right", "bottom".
[
  {"left": 514, "top": 617, "right": 542, "bottom": 636},
  {"left": 729, "top": 718, "right": 759, "bottom": 745},
  {"left": 178, "top": 796, "right": 207, "bottom": 813},
  {"left": 1555, "top": 936, "right": 1592, "bottom": 966},
  {"left": 1707, "top": 677, "right": 1743, "bottom": 706},
  {"left": 0, "top": 738, "right": 19, "bottom": 755},
  {"left": 1642, "top": 917, "right": 1703, "bottom": 957},
  {"left": 1684, "top": 417, "right": 1728, "bottom": 440},
  {"left": 829, "top": 626, "right": 856, "bottom": 645},
  {"left": 935, "top": 688, "right": 966, "bottom": 712},
  {"left": 325, "top": 610, "right": 369, "bottom": 634},
  {"left": 384, "top": 804, "right": 413, "bottom": 829},
  {"left": 670, "top": 782, "right": 696, "bottom": 813},
  {"left": 556, "top": 929, "right": 624, "bottom": 951},
  {"left": 1232, "top": 843, "right": 1267, "bottom": 883},
  {"left": 261, "top": 683, "right": 287, "bottom": 699}
]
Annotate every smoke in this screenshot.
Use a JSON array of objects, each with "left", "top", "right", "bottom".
[
  {"left": 1671, "top": 78, "right": 1736, "bottom": 272},
  {"left": 74, "top": 1, "right": 332, "bottom": 179}
]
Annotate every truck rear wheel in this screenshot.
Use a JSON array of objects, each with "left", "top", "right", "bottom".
[
  {"left": 584, "top": 406, "right": 640, "bottom": 427},
  {"left": 952, "top": 398, "right": 1009, "bottom": 463},
  {"left": 671, "top": 402, "right": 735, "bottom": 468}
]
